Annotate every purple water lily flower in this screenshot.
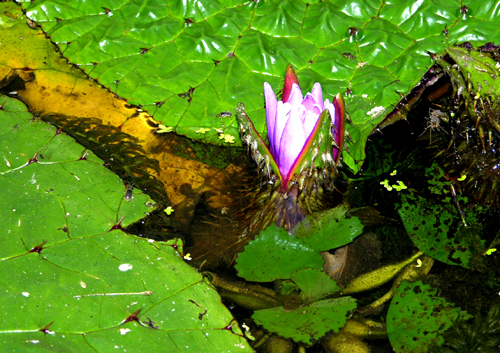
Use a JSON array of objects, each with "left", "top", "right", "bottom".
[
  {"left": 235, "top": 65, "right": 346, "bottom": 231},
  {"left": 265, "top": 65, "right": 345, "bottom": 189}
]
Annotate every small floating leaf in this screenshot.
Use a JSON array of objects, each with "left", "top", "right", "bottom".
[
  {"left": 387, "top": 281, "right": 470, "bottom": 352},
  {"left": 253, "top": 297, "right": 357, "bottom": 345}
]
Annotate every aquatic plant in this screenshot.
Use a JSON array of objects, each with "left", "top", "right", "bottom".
[
  {"left": 236, "top": 65, "right": 346, "bottom": 232},
  {"left": 381, "top": 44, "right": 500, "bottom": 207}
]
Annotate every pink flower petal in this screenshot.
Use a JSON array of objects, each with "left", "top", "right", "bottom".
[
  {"left": 286, "top": 108, "right": 329, "bottom": 185},
  {"left": 264, "top": 82, "right": 278, "bottom": 153},
  {"left": 287, "top": 83, "right": 304, "bottom": 107},
  {"left": 302, "top": 108, "right": 321, "bottom": 138},
  {"left": 301, "top": 93, "right": 316, "bottom": 112},
  {"left": 278, "top": 107, "right": 306, "bottom": 180},
  {"left": 311, "top": 83, "right": 323, "bottom": 109},
  {"left": 274, "top": 101, "right": 292, "bottom": 157}
]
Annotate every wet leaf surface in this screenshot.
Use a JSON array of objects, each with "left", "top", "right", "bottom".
[
  {"left": 18, "top": 0, "right": 500, "bottom": 173},
  {"left": 2, "top": 0, "right": 500, "bottom": 350},
  {"left": 0, "top": 2, "right": 249, "bottom": 239},
  {"left": 0, "top": 95, "right": 251, "bottom": 351}
]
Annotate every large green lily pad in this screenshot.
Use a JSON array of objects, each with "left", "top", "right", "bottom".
[
  {"left": 0, "top": 95, "right": 251, "bottom": 352},
  {"left": 18, "top": 0, "right": 500, "bottom": 173}
]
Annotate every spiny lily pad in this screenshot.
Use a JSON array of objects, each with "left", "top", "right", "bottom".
[{"left": 19, "top": 0, "right": 500, "bottom": 173}]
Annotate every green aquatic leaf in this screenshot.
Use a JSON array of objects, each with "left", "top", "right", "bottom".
[
  {"left": 0, "top": 96, "right": 251, "bottom": 352},
  {"left": 291, "top": 268, "right": 341, "bottom": 303},
  {"left": 387, "top": 281, "right": 470, "bottom": 353},
  {"left": 235, "top": 224, "right": 324, "bottom": 282},
  {"left": 252, "top": 297, "right": 357, "bottom": 345},
  {"left": 398, "top": 164, "right": 486, "bottom": 268},
  {"left": 398, "top": 193, "right": 479, "bottom": 269},
  {"left": 295, "top": 205, "right": 364, "bottom": 251},
  {"left": 236, "top": 206, "right": 363, "bottom": 283},
  {"left": 19, "top": 0, "right": 500, "bottom": 173}
]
